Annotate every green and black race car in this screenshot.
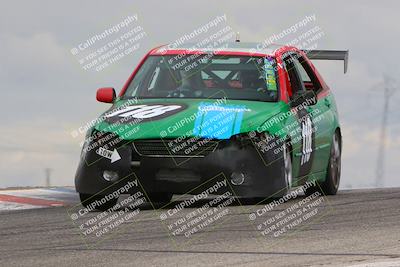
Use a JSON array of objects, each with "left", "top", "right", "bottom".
[{"left": 75, "top": 42, "right": 348, "bottom": 210}]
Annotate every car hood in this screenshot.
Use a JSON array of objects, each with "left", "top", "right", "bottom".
[{"left": 94, "top": 98, "right": 286, "bottom": 140}]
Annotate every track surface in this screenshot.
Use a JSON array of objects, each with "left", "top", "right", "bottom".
[{"left": 1, "top": 188, "right": 399, "bottom": 267}]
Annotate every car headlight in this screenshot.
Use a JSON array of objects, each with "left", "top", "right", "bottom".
[{"left": 230, "top": 131, "right": 271, "bottom": 149}]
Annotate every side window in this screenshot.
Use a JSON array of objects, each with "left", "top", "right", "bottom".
[
  {"left": 294, "top": 60, "right": 311, "bottom": 82},
  {"left": 283, "top": 53, "right": 305, "bottom": 99},
  {"left": 291, "top": 54, "right": 322, "bottom": 92}
]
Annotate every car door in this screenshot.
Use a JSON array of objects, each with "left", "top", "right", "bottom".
[
  {"left": 290, "top": 53, "right": 333, "bottom": 174},
  {"left": 281, "top": 52, "right": 316, "bottom": 184}
]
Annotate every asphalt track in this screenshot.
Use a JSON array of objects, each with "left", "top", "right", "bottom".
[{"left": 1, "top": 188, "right": 399, "bottom": 267}]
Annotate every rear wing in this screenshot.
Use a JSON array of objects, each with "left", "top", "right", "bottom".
[{"left": 302, "top": 50, "right": 349, "bottom": 73}]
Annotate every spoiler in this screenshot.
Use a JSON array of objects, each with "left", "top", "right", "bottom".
[{"left": 302, "top": 50, "right": 349, "bottom": 73}]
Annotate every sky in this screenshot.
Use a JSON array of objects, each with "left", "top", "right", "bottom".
[{"left": 0, "top": 0, "right": 399, "bottom": 189}]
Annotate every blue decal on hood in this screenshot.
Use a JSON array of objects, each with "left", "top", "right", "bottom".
[{"left": 193, "top": 103, "right": 249, "bottom": 139}]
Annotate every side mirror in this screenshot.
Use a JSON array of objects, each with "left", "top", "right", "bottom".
[
  {"left": 96, "top": 87, "right": 116, "bottom": 103},
  {"left": 290, "top": 90, "right": 317, "bottom": 107}
]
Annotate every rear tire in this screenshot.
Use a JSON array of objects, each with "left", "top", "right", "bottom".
[
  {"left": 79, "top": 193, "right": 118, "bottom": 211},
  {"left": 306, "top": 131, "right": 341, "bottom": 195}
]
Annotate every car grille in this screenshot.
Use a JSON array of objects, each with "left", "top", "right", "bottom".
[{"left": 132, "top": 139, "right": 218, "bottom": 157}]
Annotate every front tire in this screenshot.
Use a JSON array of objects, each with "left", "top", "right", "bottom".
[{"left": 283, "top": 143, "right": 293, "bottom": 192}]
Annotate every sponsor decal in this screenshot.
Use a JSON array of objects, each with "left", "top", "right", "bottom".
[
  {"left": 104, "top": 104, "right": 186, "bottom": 123},
  {"left": 96, "top": 147, "right": 121, "bottom": 163},
  {"left": 193, "top": 103, "right": 248, "bottom": 139},
  {"left": 264, "top": 57, "right": 277, "bottom": 91}
]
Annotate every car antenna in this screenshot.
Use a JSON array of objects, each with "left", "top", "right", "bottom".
[{"left": 235, "top": 32, "right": 240, "bottom": 42}]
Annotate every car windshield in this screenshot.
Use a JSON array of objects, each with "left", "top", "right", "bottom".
[{"left": 123, "top": 54, "right": 279, "bottom": 102}]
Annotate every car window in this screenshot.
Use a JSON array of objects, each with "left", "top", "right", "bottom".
[
  {"left": 293, "top": 59, "right": 311, "bottom": 82},
  {"left": 123, "top": 55, "right": 279, "bottom": 102},
  {"left": 291, "top": 53, "right": 322, "bottom": 92},
  {"left": 283, "top": 53, "right": 305, "bottom": 99}
]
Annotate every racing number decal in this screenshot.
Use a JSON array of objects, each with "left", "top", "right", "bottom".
[
  {"left": 104, "top": 104, "right": 186, "bottom": 123},
  {"left": 296, "top": 108, "right": 315, "bottom": 178},
  {"left": 301, "top": 116, "right": 313, "bottom": 165},
  {"left": 108, "top": 105, "right": 181, "bottom": 119}
]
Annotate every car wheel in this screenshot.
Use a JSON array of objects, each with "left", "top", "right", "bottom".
[
  {"left": 306, "top": 131, "right": 341, "bottom": 196},
  {"left": 79, "top": 193, "right": 118, "bottom": 211},
  {"left": 322, "top": 131, "right": 341, "bottom": 195},
  {"left": 283, "top": 143, "right": 293, "bottom": 192}
]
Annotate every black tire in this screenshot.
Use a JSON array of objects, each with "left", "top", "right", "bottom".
[
  {"left": 266, "top": 142, "right": 292, "bottom": 200},
  {"left": 283, "top": 143, "right": 293, "bottom": 193},
  {"left": 306, "top": 131, "right": 341, "bottom": 196},
  {"left": 147, "top": 193, "right": 173, "bottom": 204},
  {"left": 79, "top": 193, "right": 118, "bottom": 211}
]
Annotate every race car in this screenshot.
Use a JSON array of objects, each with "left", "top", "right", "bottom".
[{"left": 75, "top": 42, "right": 348, "bottom": 210}]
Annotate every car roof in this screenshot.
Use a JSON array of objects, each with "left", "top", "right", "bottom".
[{"left": 149, "top": 42, "right": 288, "bottom": 57}]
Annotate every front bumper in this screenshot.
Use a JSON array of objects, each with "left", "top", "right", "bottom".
[{"left": 75, "top": 136, "right": 287, "bottom": 198}]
